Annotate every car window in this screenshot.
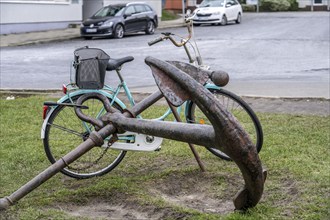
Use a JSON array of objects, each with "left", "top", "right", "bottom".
[
  {"left": 200, "top": 0, "right": 225, "bottom": 7},
  {"left": 226, "top": 0, "right": 237, "bottom": 6},
  {"left": 92, "top": 5, "right": 125, "bottom": 18},
  {"left": 135, "top": 5, "right": 146, "bottom": 13},
  {"left": 124, "top": 6, "right": 136, "bottom": 15},
  {"left": 116, "top": 7, "right": 125, "bottom": 16},
  {"left": 144, "top": 5, "right": 153, "bottom": 12}
]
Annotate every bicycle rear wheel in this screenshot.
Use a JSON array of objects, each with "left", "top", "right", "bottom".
[
  {"left": 186, "top": 88, "right": 263, "bottom": 161},
  {"left": 43, "top": 94, "right": 126, "bottom": 179}
]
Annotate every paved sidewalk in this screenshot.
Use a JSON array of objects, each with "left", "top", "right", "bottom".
[{"left": 0, "top": 19, "right": 184, "bottom": 47}]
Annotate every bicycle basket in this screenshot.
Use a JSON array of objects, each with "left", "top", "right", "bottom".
[{"left": 73, "top": 47, "right": 110, "bottom": 89}]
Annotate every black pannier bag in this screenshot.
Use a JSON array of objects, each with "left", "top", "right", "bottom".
[{"left": 73, "top": 47, "right": 110, "bottom": 89}]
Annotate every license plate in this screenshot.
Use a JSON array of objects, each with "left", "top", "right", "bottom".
[{"left": 86, "top": 29, "right": 97, "bottom": 33}]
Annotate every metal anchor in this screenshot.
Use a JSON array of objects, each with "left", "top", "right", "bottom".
[{"left": 0, "top": 57, "right": 265, "bottom": 211}]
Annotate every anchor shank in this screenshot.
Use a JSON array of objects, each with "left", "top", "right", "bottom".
[
  {"left": 109, "top": 112, "right": 215, "bottom": 148},
  {"left": 0, "top": 133, "right": 106, "bottom": 209}
]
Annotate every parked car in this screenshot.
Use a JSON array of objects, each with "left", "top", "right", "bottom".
[
  {"left": 80, "top": 2, "right": 158, "bottom": 39},
  {"left": 193, "top": 0, "right": 242, "bottom": 26}
]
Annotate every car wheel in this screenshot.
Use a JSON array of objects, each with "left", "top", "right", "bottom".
[
  {"left": 236, "top": 13, "right": 242, "bottom": 24},
  {"left": 220, "top": 15, "right": 227, "bottom": 26},
  {"left": 114, "top": 24, "right": 124, "bottom": 39},
  {"left": 145, "top": 21, "right": 155, "bottom": 35}
]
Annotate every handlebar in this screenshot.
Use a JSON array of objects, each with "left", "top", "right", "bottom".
[
  {"left": 148, "top": 20, "right": 193, "bottom": 47},
  {"left": 148, "top": 36, "right": 165, "bottom": 46},
  {"left": 148, "top": 11, "right": 204, "bottom": 66}
]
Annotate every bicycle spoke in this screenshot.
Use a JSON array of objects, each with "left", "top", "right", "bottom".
[
  {"left": 47, "top": 122, "right": 86, "bottom": 137},
  {"left": 186, "top": 88, "right": 263, "bottom": 161},
  {"left": 43, "top": 94, "right": 127, "bottom": 179}
]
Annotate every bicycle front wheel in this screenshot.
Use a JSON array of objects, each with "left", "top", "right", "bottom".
[
  {"left": 43, "top": 94, "right": 126, "bottom": 179},
  {"left": 186, "top": 88, "right": 263, "bottom": 161}
]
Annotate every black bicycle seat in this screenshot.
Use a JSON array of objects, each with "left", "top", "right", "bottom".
[{"left": 106, "top": 56, "right": 134, "bottom": 71}]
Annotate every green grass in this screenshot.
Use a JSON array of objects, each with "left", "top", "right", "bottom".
[
  {"left": 0, "top": 96, "right": 329, "bottom": 219},
  {"left": 161, "top": 10, "right": 180, "bottom": 21}
]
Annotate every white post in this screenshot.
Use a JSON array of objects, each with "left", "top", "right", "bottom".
[
  {"left": 182, "top": 0, "right": 185, "bottom": 21},
  {"left": 311, "top": 0, "right": 314, "bottom": 11},
  {"left": 257, "top": 0, "right": 259, "bottom": 13}
]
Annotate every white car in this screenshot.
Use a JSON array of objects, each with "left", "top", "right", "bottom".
[{"left": 193, "top": 0, "right": 242, "bottom": 26}]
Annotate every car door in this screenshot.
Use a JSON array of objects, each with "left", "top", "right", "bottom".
[
  {"left": 134, "top": 4, "right": 148, "bottom": 31},
  {"left": 231, "top": 0, "right": 241, "bottom": 20},
  {"left": 225, "top": 0, "right": 236, "bottom": 21},
  {"left": 123, "top": 5, "right": 140, "bottom": 32}
]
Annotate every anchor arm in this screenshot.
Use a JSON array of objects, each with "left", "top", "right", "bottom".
[{"left": 145, "top": 56, "right": 266, "bottom": 210}]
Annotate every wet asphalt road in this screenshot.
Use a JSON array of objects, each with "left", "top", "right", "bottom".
[{"left": 0, "top": 12, "right": 329, "bottom": 98}]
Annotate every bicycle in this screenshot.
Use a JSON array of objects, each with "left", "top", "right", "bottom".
[{"left": 41, "top": 12, "right": 263, "bottom": 179}]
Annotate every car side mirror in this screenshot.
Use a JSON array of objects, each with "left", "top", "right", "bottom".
[
  {"left": 124, "top": 12, "right": 132, "bottom": 18},
  {"left": 226, "top": 3, "right": 231, "bottom": 8}
]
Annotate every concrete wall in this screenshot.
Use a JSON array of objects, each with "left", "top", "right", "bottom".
[
  {"left": 298, "top": 0, "right": 329, "bottom": 7},
  {"left": 0, "top": 0, "right": 82, "bottom": 34},
  {"left": 0, "top": 0, "right": 162, "bottom": 35},
  {"left": 83, "top": 0, "right": 103, "bottom": 20}
]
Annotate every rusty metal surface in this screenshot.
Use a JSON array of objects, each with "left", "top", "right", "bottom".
[
  {"left": 209, "top": 70, "right": 229, "bottom": 87},
  {"left": 166, "top": 61, "right": 209, "bottom": 85},
  {"left": 149, "top": 65, "right": 190, "bottom": 107},
  {"left": 109, "top": 112, "right": 215, "bottom": 147},
  {"left": 144, "top": 56, "right": 265, "bottom": 210},
  {"left": 0, "top": 57, "right": 265, "bottom": 211}
]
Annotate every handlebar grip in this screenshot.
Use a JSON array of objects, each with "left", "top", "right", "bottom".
[{"left": 148, "top": 37, "right": 164, "bottom": 46}]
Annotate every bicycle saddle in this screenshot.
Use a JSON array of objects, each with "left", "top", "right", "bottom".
[{"left": 106, "top": 56, "right": 134, "bottom": 71}]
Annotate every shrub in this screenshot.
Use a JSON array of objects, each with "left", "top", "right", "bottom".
[
  {"left": 287, "top": 0, "right": 299, "bottom": 11},
  {"left": 260, "top": 0, "right": 291, "bottom": 11},
  {"left": 242, "top": 4, "right": 256, "bottom": 12}
]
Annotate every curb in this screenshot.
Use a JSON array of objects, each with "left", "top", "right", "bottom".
[
  {"left": 1, "top": 89, "right": 329, "bottom": 101},
  {"left": 0, "top": 20, "right": 185, "bottom": 48},
  {"left": 2, "top": 35, "right": 81, "bottom": 48}
]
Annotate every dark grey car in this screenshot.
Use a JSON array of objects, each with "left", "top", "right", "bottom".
[{"left": 80, "top": 2, "right": 158, "bottom": 39}]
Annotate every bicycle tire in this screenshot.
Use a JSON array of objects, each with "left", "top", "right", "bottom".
[
  {"left": 43, "top": 94, "right": 126, "bottom": 179},
  {"left": 186, "top": 88, "right": 263, "bottom": 161}
]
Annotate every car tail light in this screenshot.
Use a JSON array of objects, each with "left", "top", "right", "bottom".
[
  {"left": 43, "top": 105, "right": 49, "bottom": 120},
  {"left": 62, "top": 84, "right": 67, "bottom": 94}
]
